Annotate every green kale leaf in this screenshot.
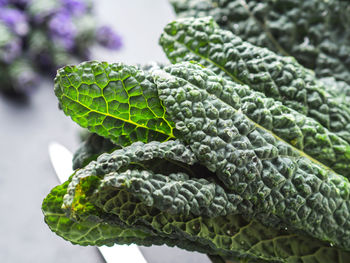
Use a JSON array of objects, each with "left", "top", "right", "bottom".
[
  {"left": 159, "top": 17, "right": 350, "bottom": 143},
  {"left": 54, "top": 61, "right": 175, "bottom": 146},
  {"left": 43, "top": 16, "right": 350, "bottom": 263},
  {"left": 169, "top": 0, "right": 350, "bottom": 97},
  {"left": 43, "top": 140, "right": 350, "bottom": 263}
]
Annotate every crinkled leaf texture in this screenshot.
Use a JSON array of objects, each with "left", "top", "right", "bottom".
[
  {"left": 43, "top": 60, "right": 350, "bottom": 263},
  {"left": 153, "top": 62, "right": 350, "bottom": 250},
  {"left": 159, "top": 17, "right": 350, "bottom": 143},
  {"left": 43, "top": 140, "right": 350, "bottom": 263},
  {"left": 169, "top": 0, "right": 350, "bottom": 99}
]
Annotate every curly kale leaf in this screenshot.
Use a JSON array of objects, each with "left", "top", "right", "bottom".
[
  {"left": 42, "top": 178, "right": 158, "bottom": 247},
  {"left": 42, "top": 140, "right": 350, "bottom": 263},
  {"left": 169, "top": 0, "right": 350, "bottom": 95},
  {"left": 152, "top": 62, "right": 350, "bottom": 250},
  {"left": 159, "top": 17, "right": 350, "bottom": 143},
  {"left": 56, "top": 60, "right": 350, "bottom": 178},
  {"left": 46, "top": 59, "right": 350, "bottom": 256},
  {"left": 52, "top": 59, "right": 350, "bottom": 249},
  {"left": 160, "top": 62, "right": 350, "bottom": 178},
  {"left": 320, "top": 77, "right": 350, "bottom": 106},
  {"left": 54, "top": 61, "right": 175, "bottom": 147}
]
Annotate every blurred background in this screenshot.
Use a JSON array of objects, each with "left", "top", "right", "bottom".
[
  {"left": 1, "top": 1, "right": 349, "bottom": 262},
  {"left": 0, "top": 1, "right": 208, "bottom": 262}
]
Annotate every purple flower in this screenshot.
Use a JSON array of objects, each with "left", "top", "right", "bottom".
[
  {"left": 48, "top": 11, "right": 76, "bottom": 51},
  {"left": 61, "top": 0, "right": 87, "bottom": 15},
  {"left": 0, "top": 8, "right": 29, "bottom": 36},
  {"left": 96, "top": 26, "right": 122, "bottom": 50}
]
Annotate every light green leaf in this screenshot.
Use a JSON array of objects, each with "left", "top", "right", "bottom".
[{"left": 54, "top": 61, "right": 175, "bottom": 146}]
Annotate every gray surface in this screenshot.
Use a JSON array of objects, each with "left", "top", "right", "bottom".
[
  {"left": 92, "top": 0, "right": 175, "bottom": 64},
  {"left": 0, "top": 1, "right": 212, "bottom": 262}
]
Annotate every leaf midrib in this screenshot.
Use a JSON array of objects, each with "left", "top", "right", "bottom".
[
  {"left": 239, "top": 0, "right": 291, "bottom": 57},
  {"left": 61, "top": 94, "right": 175, "bottom": 139},
  {"left": 166, "top": 42, "right": 335, "bottom": 173}
]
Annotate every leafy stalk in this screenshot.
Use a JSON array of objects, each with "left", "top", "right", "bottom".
[{"left": 51, "top": 60, "right": 350, "bottom": 251}]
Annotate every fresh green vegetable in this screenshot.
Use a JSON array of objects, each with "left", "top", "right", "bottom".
[
  {"left": 43, "top": 140, "right": 350, "bottom": 263},
  {"left": 44, "top": 57, "right": 350, "bottom": 262},
  {"left": 154, "top": 62, "right": 350, "bottom": 250},
  {"left": 56, "top": 58, "right": 350, "bottom": 178},
  {"left": 43, "top": 16, "right": 350, "bottom": 263},
  {"left": 55, "top": 61, "right": 175, "bottom": 146},
  {"left": 159, "top": 17, "right": 350, "bottom": 143},
  {"left": 163, "top": 62, "right": 350, "bottom": 177},
  {"left": 169, "top": 0, "right": 350, "bottom": 95}
]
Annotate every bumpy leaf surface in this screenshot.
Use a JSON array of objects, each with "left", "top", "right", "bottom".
[
  {"left": 48, "top": 60, "right": 350, "bottom": 256},
  {"left": 42, "top": 179, "right": 160, "bottom": 246},
  {"left": 161, "top": 62, "right": 350, "bottom": 177},
  {"left": 159, "top": 17, "right": 350, "bottom": 142},
  {"left": 55, "top": 61, "right": 350, "bottom": 177},
  {"left": 49, "top": 60, "right": 350, "bottom": 251},
  {"left": 152, "top": 63, "right": 350, "bottom": 250},
  {"left": 42, "top": 140, "right": 350, "bottom": 263},
  {"left": 170, "top": 0, "right": 350, "bottom": 93},
  {"left": 54, "top": 61, "right": 175, "bottom": 146}
]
